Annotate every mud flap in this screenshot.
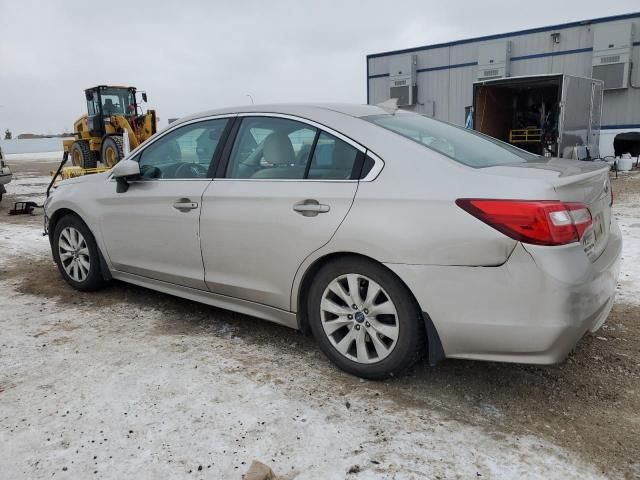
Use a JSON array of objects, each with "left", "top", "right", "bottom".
[
  {"left": 423, "top": 312, "right": 446, "bottom": 366},
  {"left": 98, "top": 248, "right": 113, "bottom": 281}
]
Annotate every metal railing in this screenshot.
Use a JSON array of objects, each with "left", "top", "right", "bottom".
[{"left": 509, "top": 128, "right": 542, "bottom": 144}]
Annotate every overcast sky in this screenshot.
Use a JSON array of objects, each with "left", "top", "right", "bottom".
[{"left": 0, "top": 0, "right": 638, "bottom": 134}]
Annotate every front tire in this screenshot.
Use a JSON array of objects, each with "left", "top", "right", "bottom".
[
  {"left": 69, "top": 141, "right": 98, "bottom": 169},
  {"left": 52, "top": 215, "right": 106, "bottom": 291},
  {"left": 101, "top": 136, "right": 124, "bottom": 167},
  {"left": 308, "top": 257, "right": 426, "bottom": 380}
]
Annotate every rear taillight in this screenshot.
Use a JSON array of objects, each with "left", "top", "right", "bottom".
[{"left": 456, "top": 199, "right": 592, "bottom": 246}]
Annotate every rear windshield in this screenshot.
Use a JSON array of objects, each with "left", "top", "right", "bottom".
[{"left": 364, "top": 113, "right": 539, "bottom": 168}]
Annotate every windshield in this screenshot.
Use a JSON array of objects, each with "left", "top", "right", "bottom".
[
  {"left": 364, "top": 113, "right": 540, "bottom": 168},
  {"left": 100, "top": 88, "right": 136, "bottom": 116}
]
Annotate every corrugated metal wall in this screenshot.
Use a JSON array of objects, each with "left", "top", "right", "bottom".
[{"left": 367, "top": 14, "right": 640, "bottom": 129}]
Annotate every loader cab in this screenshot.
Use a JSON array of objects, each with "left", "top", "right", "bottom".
[{"left": 84, "top": 85, "right": 138, "bottom": 137}]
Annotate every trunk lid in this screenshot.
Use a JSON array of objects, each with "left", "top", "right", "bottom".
[{"left": 483, "top": 158, "right": 612, "bottom": 260}]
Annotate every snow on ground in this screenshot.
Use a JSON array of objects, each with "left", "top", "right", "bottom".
[
  {"left": 0, "top": 223, "right": 49, "bottom": 266},
  {"left": 5, "top": 151, "right": 64, "bottom": 161},
  {"left": 0, "top": 281, "right": 605, "bottom": 479},
  {"left": 0, "top": 172, "right": 50, "bottom": 265},
  {"left": 5, "top": 174, "right": 52, "bottom": 202},
  {"left": 612, "top": 179, "right": 640, "bottom": 305}
]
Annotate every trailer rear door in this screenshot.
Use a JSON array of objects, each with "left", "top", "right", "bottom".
[
  {"left": 589, "top": 80, "right": 604, "bottom": 157},
  {"left": 559, "top": 75, "right": 592, "bottom": 156}
]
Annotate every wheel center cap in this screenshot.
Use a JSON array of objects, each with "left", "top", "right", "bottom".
[{"left": 354, "top": 311, "right": 365, "bottom": 323}]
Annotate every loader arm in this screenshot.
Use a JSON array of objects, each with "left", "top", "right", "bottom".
[{"left": 112, "top": 116, "right": 140, "bottom": 149}]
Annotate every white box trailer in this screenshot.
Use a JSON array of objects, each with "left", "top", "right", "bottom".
[{"left": 472, "top": 74, "right": 604, "bottom": 159}]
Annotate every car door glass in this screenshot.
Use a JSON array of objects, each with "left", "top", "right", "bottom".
[
  {"left": 226, "top": 117, "right": 317, "bottom": 179},
  {"left": 139, "top": 118, "right": 229, "bottom": 179},
  {"left": 307, "top": 132, "right": 359, "bottom": 180}
]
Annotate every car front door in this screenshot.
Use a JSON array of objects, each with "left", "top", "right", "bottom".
[
  {"left": 200, "top": 115, "right": 364, "bottom": 311},
  {"left": 98, "top": 117, "right": 232, "bottom": 289}
]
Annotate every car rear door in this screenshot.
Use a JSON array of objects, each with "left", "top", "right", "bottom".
[
  {"left": 98, "top": 117, "right": 232, "bottom": 289},
  {"left": 199, "top": 114, "right": 365, "bottom": 311}
]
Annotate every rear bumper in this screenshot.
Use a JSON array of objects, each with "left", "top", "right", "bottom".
[{"left": 386, "top": 218, "right": 622, "bottom": 364}]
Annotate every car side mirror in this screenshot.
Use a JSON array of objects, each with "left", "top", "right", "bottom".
[{"left": 111, "top": 158, "right": 140, "bottom": 193}]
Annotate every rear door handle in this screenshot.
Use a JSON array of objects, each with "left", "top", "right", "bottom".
[
  {"left": 293, "top": 199, "right": 330, "bottom": 217},
  {"left": 173, "top": 198, "right": 199, "bottom": 212}
]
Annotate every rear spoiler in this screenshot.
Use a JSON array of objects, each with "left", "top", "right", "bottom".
[{"left": 550, "top": 164, "right": 609, "bottom": 188}]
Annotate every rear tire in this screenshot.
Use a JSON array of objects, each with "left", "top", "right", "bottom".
[
  {"left": 52, "top": 214, "right": 106, "bottom": 292},
  {"left": 307, "top": 257, "right": 426, "bottom": 380},
  {"left": 69, "top": 141, "right": 97, "bottom": 169},
  {"left": 101, "top": 136, "right": 124, "bottom": 167}
]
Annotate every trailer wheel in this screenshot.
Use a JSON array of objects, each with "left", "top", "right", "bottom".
[
  {"left": 69, "top": 141, "right": 97, "bottom": 169},
  {"left": 101, "top": 136, "right": 124, "bottom": 167}
]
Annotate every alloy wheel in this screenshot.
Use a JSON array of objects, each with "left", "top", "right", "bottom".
[
  {"left": 58, "top": 226, "right": 90, "bottom": 282},
  {"left": 320, "top": 274, "right": 399, "bottom": 364}
]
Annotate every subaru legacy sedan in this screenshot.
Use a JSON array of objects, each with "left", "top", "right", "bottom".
[{"left": 44, "top": 103, "right": 621, "bottom": 379}]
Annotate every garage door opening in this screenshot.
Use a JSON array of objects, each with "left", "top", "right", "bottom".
[{"left": 474, "top": 77, "right": 562, "bottom": 155}]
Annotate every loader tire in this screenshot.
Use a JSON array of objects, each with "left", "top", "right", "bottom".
[
  {"left": 69, "top": 141, "right": 97, "bottom": 169},
  {"left": 101, "top": 136, "right": 124, "bottom": 167}
]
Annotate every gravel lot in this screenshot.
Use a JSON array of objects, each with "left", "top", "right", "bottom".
[{"left": 1, "top": 157, "right": 639, "bottom": 479}]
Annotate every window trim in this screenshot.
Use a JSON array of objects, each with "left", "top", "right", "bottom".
[
  {"left": 215, "top": 113, "right": 382, "bottom": 182},
  {"left": 361, "top": 151, "right": 385, "bottom": 181},
  {"left": 303, "top": 129, "right": 321, "bottom": 179},
  {"left": 111, "top": 112, "right": 385, "bottom": 183}
]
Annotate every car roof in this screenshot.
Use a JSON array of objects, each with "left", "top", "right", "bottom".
[{"left": 175, "top": 103, "right": 396, "bottom": 125}]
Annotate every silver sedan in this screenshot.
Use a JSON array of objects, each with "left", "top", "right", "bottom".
[{"left": 44, "top": 103, "right": 622, "bottom": 379}]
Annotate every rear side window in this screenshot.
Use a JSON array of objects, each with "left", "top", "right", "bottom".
[
  {"left": 364, "top": 113, "right": 539, "bottom": 168},
  {"left": 224, "top": 117, "right": 363, "bottom": 180},
  {"left": 307, "top": 132, "right": 359, "bottom": 180},
  {"left": 226, "top": 117, "right": 316, "bottom": 179}
]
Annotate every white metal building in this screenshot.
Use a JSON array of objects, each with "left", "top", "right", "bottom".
[{"left": 366, "top": 12, "right": 640, "bottom": 156}]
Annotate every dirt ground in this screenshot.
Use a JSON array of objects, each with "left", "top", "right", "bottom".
[{"left": 1, "top": 158, "right": 639, "bottom": 479}]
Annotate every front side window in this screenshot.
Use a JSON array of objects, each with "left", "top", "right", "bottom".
[
  {"left": 225, "top": 117, "right": 361, "bottom": 180},
  {"left": 226, "top": 117, "right": 317, "bottom": 179},
  {"left": 365, "top": 113, "right": 539, "bottom": 168},
  {"left": 139, "top": 118, "right": 229, "bottom": 179}
]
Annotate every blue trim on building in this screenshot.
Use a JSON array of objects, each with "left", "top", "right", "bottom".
[
  {"left": 367, "top": 12, "right": 640, "bottom": 59},
  {"left": 510, "top": 47, "right": 593, "bottom": 61},
  {"left": 601, "top": 124, "right": 640, "bottom": 130},
  {"left": 417, "top": 61, "right": 478, "bottom": 73}
]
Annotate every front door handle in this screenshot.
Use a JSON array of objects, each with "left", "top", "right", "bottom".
[
  {"left": 293, "top": 199, "right": 330, "bottom": 217},
  {"left": 173, "top": 198, "right": 199, "bottom": 212}
]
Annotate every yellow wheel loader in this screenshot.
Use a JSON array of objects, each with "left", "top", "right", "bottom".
[{"left": 64, "top": 85, "right": 157, "bottom": 168}]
